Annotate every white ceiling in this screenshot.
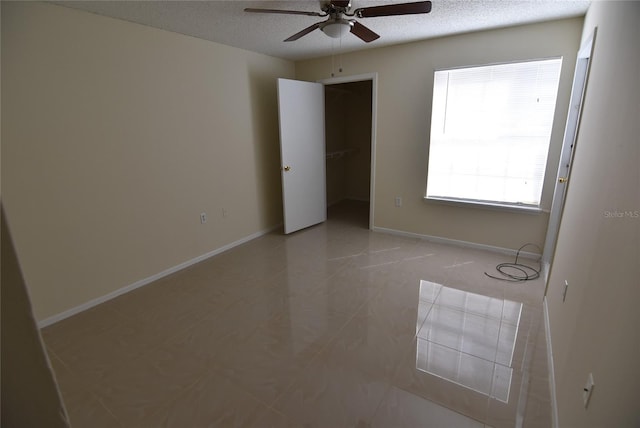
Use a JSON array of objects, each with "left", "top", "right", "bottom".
[{"left": 55, "top": 0, "right": 590, "bottom": 61}]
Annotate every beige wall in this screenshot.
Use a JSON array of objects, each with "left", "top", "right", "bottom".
[
  {"left": 2, "top": 2, "right": 294, "bottom": 321},
  {"left": 296, "top": 18, "right": 584, "bottom": 250},
  {"left": 545, "top": 2, "right": 640, "bottom": 427}
]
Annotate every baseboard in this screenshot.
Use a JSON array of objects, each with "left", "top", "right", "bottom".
[
  {"left": 543, "top": 296, "right": 559, "bottom": 428},
  {"left": 372, "top": 226, "right": 542, "bottom": 260},
  {"left": 38, "top": 224, "right": 282, "bottom": 328}
]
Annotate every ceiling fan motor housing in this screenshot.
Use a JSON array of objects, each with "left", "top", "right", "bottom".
[{"left": 321, "top": 1, "right": 352, "bottom": 13}]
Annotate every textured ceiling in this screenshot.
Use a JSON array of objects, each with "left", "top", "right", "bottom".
[{"left": 56, "top": 0, "right": 590, "bottom": 61}]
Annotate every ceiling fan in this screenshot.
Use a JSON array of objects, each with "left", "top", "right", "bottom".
[{"left": 245, "top": 1, "right": 432, "bottom": 43}]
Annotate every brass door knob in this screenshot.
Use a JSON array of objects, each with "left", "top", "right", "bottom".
[
  {"left": 283, "top": 166, "right": 291, "bottom": 172},
  {"left": 558, "top": 177, "right": 568, "bottom": 183}
]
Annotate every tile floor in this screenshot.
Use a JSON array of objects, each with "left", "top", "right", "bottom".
[{"left": 43, "top": 200, "right": 552, "bottom": 427}]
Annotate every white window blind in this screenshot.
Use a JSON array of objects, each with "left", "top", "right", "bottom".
[{"left": 426, "top": 58, "right": 562, "bottom": 207}]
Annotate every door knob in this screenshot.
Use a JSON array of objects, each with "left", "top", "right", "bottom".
[
  {"left": 283, "top": 166, "right": 291, "bottom": 172},
  {"left": 558, "top": 177, "right": 568, "bottom": 183}
]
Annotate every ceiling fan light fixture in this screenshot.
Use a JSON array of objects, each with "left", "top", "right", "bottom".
[{"left": 320, "top": 21, "right": 352, "bottom": 38}]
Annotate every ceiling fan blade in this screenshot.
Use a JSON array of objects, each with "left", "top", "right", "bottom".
[
  {"left": 354, "top": 1, "right": 432, "bottom": 18},
  {"left": 350, "top": 21, "right": 380, "bottom": 43},
  {"left": 244, "top": 8, "right": 324, "bottom": 17},
  {"left": 284, "top": 22, "right": 322, "bottom": 42}
]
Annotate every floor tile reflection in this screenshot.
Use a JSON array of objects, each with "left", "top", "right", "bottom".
[
  {"left": 42, "top": 200, "right": 551, "bottom": 427},
  {"left": 416, "top": 284, "right": 523, "bottom": 403}
]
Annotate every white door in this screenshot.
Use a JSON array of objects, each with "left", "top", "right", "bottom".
[
  {"left": 542, "top": 30, "right": 596, "bottom": 275},
  {"left": 277, "top": 78, "right": 327, "bottom": 234}
]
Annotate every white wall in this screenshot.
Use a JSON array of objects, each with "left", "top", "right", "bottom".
[
  {"left": 296, "top": 18, "right": 584, "bottom": 251},
  {"left": 545, "top": 2, "right": 640, "bottom": 426},
  {"left": 1, "top": 2, "right": 294, "bottom": 321}
]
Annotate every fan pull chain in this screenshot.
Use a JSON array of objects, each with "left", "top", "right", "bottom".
[
  {"left": 330, "top": 34, "right": 344, "bottom": 77},
  {"left": 331, "top": 39, "right": 335, "bottom": 77},
  {"left": 339, "top": 33, "right": 343, "bottom": 73}
]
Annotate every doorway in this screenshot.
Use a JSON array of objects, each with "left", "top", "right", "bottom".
[{"left": 322, "top": 74, "right": 376, "bottom": 229}]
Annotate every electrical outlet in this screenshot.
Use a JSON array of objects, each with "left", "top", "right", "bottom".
[
  {"left": 222, "top": 208, "right": 227, "bottom": 218},
  {"left": 200, "top": 212, "right": 207, "bottom": 224},
  {"left": 395, "top": 196, "right": 402, "bottom": 207},
  {"left": 583, "top": 372, "right": 595, "bottom": 408}
]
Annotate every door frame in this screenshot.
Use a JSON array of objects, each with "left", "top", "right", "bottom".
[
  {"left": 319, "top": 73, "right": 378, "bottom": 231},
  {"left": 542, "top": 29, "right": 597, "bottom": 281}
]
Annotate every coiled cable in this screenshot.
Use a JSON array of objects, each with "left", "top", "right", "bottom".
[{"left": 484, "top": 243, "right": 541, "bottom": 282}]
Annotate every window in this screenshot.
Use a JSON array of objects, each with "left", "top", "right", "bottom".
[{"left": 425, "top": 58, "right": 563, "bottom": 208}]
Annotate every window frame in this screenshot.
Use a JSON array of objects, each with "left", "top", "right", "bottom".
[{"left": 424, "top": 57, "right": 563, "bottom": 212}]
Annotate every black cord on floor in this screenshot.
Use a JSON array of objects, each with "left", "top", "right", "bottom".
[{"left": 484, "top": 243, "right": 541, "bottom": 282}]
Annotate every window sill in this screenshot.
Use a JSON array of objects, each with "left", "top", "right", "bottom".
[{"left": 424, "top": 197, "right": 548, "bottom": 214}]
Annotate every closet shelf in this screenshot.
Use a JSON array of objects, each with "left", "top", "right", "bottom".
[{"left": 326, "top": 148, "right": 357, "bottom": 160}]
